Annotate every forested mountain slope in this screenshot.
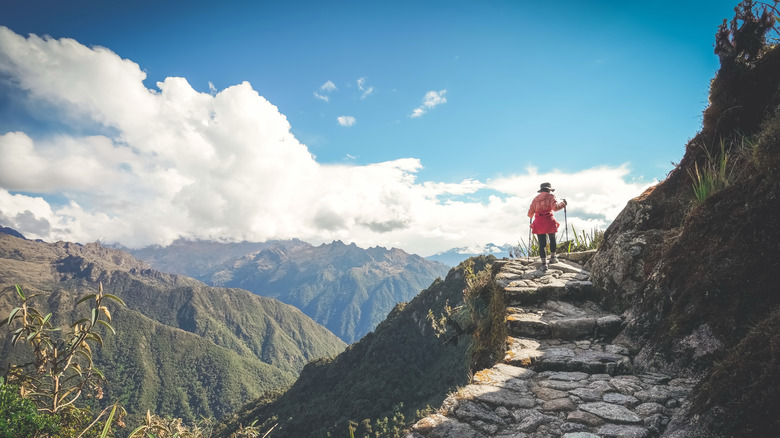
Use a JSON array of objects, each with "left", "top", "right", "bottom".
[
  {"left": 0, "top": 232, "right": 345, "bottom": 425},
  {"left": 217, "top": 256, "right": 495, "bottom": 438}
]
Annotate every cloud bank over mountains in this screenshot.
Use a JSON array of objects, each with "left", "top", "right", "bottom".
[{"left": 0, "top": 27, "right": 651, "bottom": 256}]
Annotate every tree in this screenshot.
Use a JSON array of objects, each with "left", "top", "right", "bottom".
[
  {"left": 2, "top": 284, "right": 124, "bottom": 415},
  {"left": 715, "top": 0, "right": 778, "bottom": 64}
]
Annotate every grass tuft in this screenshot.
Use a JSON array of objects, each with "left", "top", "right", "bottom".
[{"left": 688, "top": 138, "right": 737, "bottom": 203}]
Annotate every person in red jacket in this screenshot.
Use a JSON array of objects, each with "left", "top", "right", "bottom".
[{"left": 527, "top": 182, "right": 567, "bottom": 271}]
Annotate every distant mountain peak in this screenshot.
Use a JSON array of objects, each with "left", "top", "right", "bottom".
[
  {"left": 0, "top": 226, "right": 26, "bottom": 239},
  {"left": 127, "top": 238, "right": 450, "bottom": 343},
  {"left": 426, "top": 243, "right": 513, "bottom": 267}
]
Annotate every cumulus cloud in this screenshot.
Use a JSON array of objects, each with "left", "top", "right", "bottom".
[
  {"left": 0, "top": 27, "right": 652, "bottom": 256},
  {"left": 337, "top": 116, "right": 356, "bottom": 127},
  {"left": 313, "top": 80, "right": 337, "bottom": 102},
  {"left": 411, "top": 89, "right": 447, "bottom": 118}
]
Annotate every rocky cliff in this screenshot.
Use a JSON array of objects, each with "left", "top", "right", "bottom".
[{"left": 587, "top": 6, "right": 780, "bottom": 436}]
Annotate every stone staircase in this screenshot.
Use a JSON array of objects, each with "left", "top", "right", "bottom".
[{"left": 409, "top": 257, "right": 696, "bottom": 438}]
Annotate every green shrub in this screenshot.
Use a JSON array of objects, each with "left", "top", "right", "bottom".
[
  {"left": 462, "top": 261, "right": 506, "bottom": 371},
  {"left": 0, "top": 379, "right": 59, "bottom": 437}
]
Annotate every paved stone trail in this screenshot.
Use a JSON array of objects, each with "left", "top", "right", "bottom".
[{"left": 409, "top": 257, "right": 697, "bottom": 438}]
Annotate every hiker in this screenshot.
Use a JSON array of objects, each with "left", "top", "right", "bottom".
[{"left": 527, "top": 182, "right": 567, "bottom": 271}]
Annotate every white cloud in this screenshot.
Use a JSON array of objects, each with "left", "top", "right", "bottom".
[
  {"left": 0, "top": 27, "right": 652, "bottom": 257},
  {"left": 357, "top": 77, "right": 374, "bottom": 99},
  {"left": 337, "top": 116, "right": 356, "bottom": 127},
  {"left": 320, "top": 80, "right": 337, "bottom": 92},
  {"left": 313, "top": 80, "right": 337, "bottom": 102},
  {"left": 411, "top": 89, "right": 447, "bottom": 118}
]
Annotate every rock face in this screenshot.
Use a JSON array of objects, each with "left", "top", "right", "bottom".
[
  {"left": 583, "top": 18, "right": 780, "bottom": 437},
  {"left": 410, "top": 258, "right": 696, "bottom": 438}
]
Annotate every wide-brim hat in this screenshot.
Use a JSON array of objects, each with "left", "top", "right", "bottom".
[{"left": 538, "top": 182, "right": 555, "bottom": 192}]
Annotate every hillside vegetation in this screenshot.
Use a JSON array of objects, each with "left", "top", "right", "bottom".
[
  {"left": 217, "top": 256, "right": 496, "bottom": 438},
  {"left": 0, "top": 232, "right": 345, "bottom": 428}
]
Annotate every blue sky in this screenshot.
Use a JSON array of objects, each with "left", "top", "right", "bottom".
[{"left": 0, "top": 0, "right": 743, "bottom": 255}]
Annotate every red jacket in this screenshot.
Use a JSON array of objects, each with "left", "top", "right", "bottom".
[{"left": 527, "top": 192, "right": 565, "bottom": 234}]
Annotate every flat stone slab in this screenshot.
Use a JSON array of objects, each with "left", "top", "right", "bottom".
[
  {"left": 579, "top": 402, "right": 642, "bottom": 423},
  {"left": 504, "top": 337, "right": 544, "bottom": 367},
  {"left": 597, "top": 424, "right": 652, "bottom": 438},
  {"left": 507, "top": 313, "right": 551, "bottom": 338},
  {"left": 549, "top": 317, "right": 597, "bottom": 340},
  {"left": 454, "top": 400, "right": 506, "bottom": 425},
  {"left": 603, "top": 392, "right": 640, "bottom": 407},
  {"left": 411, "top": 414, "right": 486, "bottom": 438},
  {"left": 472, "top": 363, "right": 536, "bottom": 387},
  {"left": 534, "top": 346, "right": 632, "bottom": 375},
  {"left": 457, "top": 384, "right": 536, "bottom": 409},
  {"left": 548, "top": 371, "right": 590, "bottom": 381}
]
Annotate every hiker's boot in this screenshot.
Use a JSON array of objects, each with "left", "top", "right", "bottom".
[
  {"left": 549, "top": 253, "right": 559, "bottom": 264},
  {"left": 540, "top": 257, "right": 548, "bottom": 271}
]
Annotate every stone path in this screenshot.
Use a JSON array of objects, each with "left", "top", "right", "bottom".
[{"left": 408, "top": 257, "right": 696, "bottom": 438}]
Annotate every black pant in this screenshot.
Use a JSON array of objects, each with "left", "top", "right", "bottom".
[{"left": 537, "top": 233, "right": 556, "bottom": 260}]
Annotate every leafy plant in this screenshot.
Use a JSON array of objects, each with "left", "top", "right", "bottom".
[
  {"left": 688, "top": 139, "right": 736, "bottom": 203},
  {"left": 0, "top": 284, "right": 127, "bottom": 437},
  {"left": 1, "top": 284, "right": 125, "bottom": 415}
]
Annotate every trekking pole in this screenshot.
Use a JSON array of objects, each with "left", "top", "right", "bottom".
[
  {"left": 563, "top": 200, "right": 569, "bottom": 244},
  {"left": 528, "top": 217, "right": 532, "bottom": 262}
]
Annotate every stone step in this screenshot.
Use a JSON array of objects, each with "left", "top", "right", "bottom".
[
  {"left": 495, "top": 259, "right": 591, "bottom": 285},
  {"left": 505, "top": 337, "right": 633, "bottom": 376},
  {"left": 505, "top": 281, "right": 596, "bottom": 306},
  {"left": 410, "top": 362, "right": 697, "bottom": 438},
  {"left": 496, "top": 258, "right": 598, "bottom": 312},
  {"left": 506, "top": 300, "right": 623, "bottom": 340}
]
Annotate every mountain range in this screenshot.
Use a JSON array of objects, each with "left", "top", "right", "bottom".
[
  {"left": 0, "top": 231, "right": 346, "bottom": 426},
  {"left": 128, "top": 239, "right": 450, "bottom": 343},
  {"left": 426, "top": 243, "right": 514, "bottom": 266}
]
